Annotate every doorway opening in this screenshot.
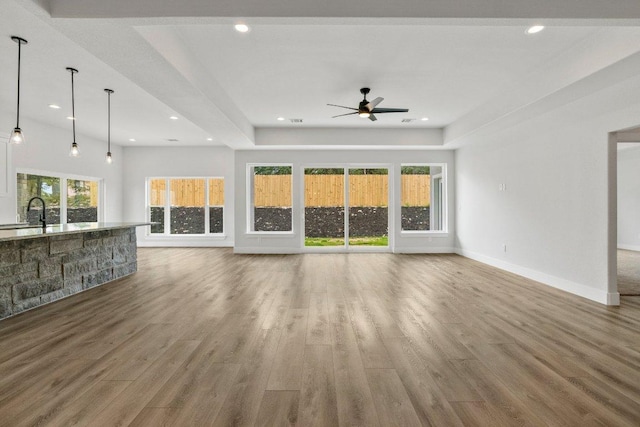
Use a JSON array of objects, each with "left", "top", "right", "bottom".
[{"left": 613, "top": 131, "right": 640, "bottom": 296}]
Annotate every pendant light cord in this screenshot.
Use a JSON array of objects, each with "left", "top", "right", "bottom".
[
  {"left": 107, "top": 91, "right": 111, "bottom": 152},
  {"left": 16, "top": 39, "right": 21, "bottom": 128},
  {"left": 71, "top": 70, "right": 76, "bottom": 143}
]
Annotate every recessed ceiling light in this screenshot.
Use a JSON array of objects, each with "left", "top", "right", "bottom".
[
  {"left": 129, "top": 138, "right": 136, "bottom": 142},
  {"left": 169, "top": 116, "right": 179, "bottom": 120},
  {"left": 526, "top": 25, "right": 545, "bottom": 34},
  {"left": 235, "top": 24, "right": 249, "bottom": 33},
  {"left": 421, "top": 117, "right": 429, "bottom": 121},
  {"left": 66, "top": 116, "right": 75, "bottom": 120},
  {"left": 206, "top": 137, "right": 213, "bottom": 141},
  {"left": 49, "top": 104, "right": 61, "bottom": 109},
  {"left": 277, "top": 117, "right": 285, "bottom": 121}
]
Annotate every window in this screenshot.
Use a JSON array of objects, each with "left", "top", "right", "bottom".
[
  {"left": 400, "top": 165, "right": 446, "bottom": 232},
  {"left": 209, "top": 178, "right": 224, "bottom": 233},
  {"left": 147, "top": 177, "right": 224, "bottom": 235},
  {"left": 248, "top": 165, "right": 292, "bottom": 232},
  {"left": 17, "top": 173, "right": 61, "bottom": 224},
  {"left": 149, "top": 178, "right": 166, "bottom": 234},
  {"left": 170, "top": 178, "right": 205, "bottom": 234},
  {"left": 17, "top": 172, "right": 101, "bottom": 225},
  {"left": 67, "top": 179, "right": 99, "bottom": 223}
]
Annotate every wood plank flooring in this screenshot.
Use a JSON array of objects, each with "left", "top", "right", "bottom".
[
  {"left": 618, "top": 249, "right": 640, "bottom": 295},
  {"left": 1, "top": 248, "right": 639, "bottom": 426}
]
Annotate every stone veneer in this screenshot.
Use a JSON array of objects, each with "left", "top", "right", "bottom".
[{"left": 0, "top": 227, "right": 137, "bottom": 320}]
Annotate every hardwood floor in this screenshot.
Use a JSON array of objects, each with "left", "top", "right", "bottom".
[
  {"left": 1, "top": 248, "right": 639, "bottom": 426},
  {"left": 618, "top": 249, "right": 640, "bottom": 295}
]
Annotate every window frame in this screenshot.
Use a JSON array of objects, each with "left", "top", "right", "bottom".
[
  {"left": 246, "top": 163, "right": 294, "bottom": 235},
  {"left": 145, "top": 176, "right": 225, "bottom": 237},
  {"left": 399, "top": 163, "right": 448, "bottom": 235},
  {"left": 16, "top": 168, "right": 103, "bottom": 225}
]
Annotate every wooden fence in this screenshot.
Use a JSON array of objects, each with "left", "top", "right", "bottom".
[
  {"left": 149, "top": 178, "right": 224, "bottom": 206},
  {"left": 150, "top": 175, "right": 429, "bottom": 207}
]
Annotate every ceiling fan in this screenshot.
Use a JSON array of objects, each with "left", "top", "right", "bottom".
[{"left": 328, "top": 87, "right": 409, "bottom": 121}]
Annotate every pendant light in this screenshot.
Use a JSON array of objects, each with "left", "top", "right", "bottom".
[
  {"left": 67, "top": 67, "right": 80, "bottom": 157},
  {"left": 9, "top": 36, "right": 28, "bottom": 145},
  {"left": 104, "top": 89, "right": 114, "bottom": 164}
]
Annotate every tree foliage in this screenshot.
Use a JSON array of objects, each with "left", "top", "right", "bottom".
[
  {"left": 400, "top": 166, "right": 430, "bottom": 175},
  {"left": 254, "top": 166, "right": 292, "bottom": 175}
]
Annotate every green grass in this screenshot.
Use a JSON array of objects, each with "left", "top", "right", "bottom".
[
  {"left": 305, "top": 237, "right": 345, "bottom": 246},
  {"left": 305, "top": 236, "right": 388, "bottom": 247},
  {"left": 348, "top": 236, "right": 388, "bottom": 246}
]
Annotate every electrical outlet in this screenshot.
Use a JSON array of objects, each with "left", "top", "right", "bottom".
[{"left": 498, "top": 183, "right": 507, "bottom": 191}]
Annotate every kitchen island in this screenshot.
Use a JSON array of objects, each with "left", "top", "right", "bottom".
[{"left": 0, "top": 222, "right": 149, "bottom": 320}]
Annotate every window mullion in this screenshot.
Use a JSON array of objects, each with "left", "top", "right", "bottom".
[
  {"left": 164, "top": 178, "right": 170, "bottom": 235},
  {"left": 204, "top": 178, "right": 210, "bottom": 234},
  {"left": 61, "top": 177, "right": 67, "bottom": 225}
]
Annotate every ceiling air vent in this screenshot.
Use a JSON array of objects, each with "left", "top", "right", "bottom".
[
  {"left": 401, "top": 118, "right": 416, "bottom": 123},
  {"left": 166, "top": 138, "right": 179, "bottom": 142},
  {"left": 289, "top": 119, "right": 303, "bottom": 123}
]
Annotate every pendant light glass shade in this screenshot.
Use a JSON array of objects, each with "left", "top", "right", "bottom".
[
  {"left": 67, "top": 67, "right": 80, "bottom": 157},
  {"left": 10, "top": 128, "right": 24, "bottom": 144},
  {"left": 10, "top": 36, "right": 27, "bottom": 145},
  {"left": 104, "top": 89, "right": 114, "bottom": 164},
  {"left": 70, "top": 142, "right": 80, "bottom": 157}
]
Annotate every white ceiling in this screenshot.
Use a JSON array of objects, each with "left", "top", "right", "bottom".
[
  {"left": 3, "top": 0, "right": 640, "bottom": 149},
  {"left": 139, "top": 24, "right": 601, "bottom": 128}
]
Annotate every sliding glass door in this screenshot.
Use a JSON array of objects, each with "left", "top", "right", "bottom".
[
  {"left": 304, "top": 168, "right": 345, "bottom": 247},
  {"left": 304, "top": 167, "right": 389, "bottom": 249},
  {"left": 348, "top": 168, "right": 389, "bottom": 247}
]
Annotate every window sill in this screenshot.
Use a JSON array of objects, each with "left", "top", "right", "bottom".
[
  {"left": 245, "top": 231, "right": 296, "bottom": 238},
  {"left": 400, "top": 230, "right": 449, "bottom": 237}
]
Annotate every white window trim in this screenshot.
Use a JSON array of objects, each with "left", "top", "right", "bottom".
[
  {"left": 399, "top": 163, "right": 448, "bottom": 234},
  {"left": 146, "top": 176, "right": 225, "bottom": 237},
  {"left": 16, "top": 168, "right": 104, "bottom": 224},
  {"left": 246, "top": 164, "right": 294, "bottom": 234}
]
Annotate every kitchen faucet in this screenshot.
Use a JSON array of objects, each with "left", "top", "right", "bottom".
[{"left": 27, "top": 197, "right": 47, "bottom": 230}]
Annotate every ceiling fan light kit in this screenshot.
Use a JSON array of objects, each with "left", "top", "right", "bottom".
[{"left": 328, "top": 87, "right": 409, "bottom": 122}]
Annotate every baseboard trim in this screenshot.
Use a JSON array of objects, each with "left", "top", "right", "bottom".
[
  {"left": 617, "top": 244, "right": 640, "bottom": 252},
  {"left": 455, "top": 248, "right": 618, "bottom": 306},
  {"left": 233, "top": 247, "right": 300, "bottom": 254},
  {"left": 393, "top": 246, "right": 455, "bottom": 254},
  {"left": 137, "top": 240, "right": 234, "bottom": 248}
]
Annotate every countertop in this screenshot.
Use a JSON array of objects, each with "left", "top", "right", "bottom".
[{"left": 0, "top": 222, "right": 150, "bottom": 242}]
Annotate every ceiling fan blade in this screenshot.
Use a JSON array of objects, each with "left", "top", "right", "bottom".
[
  {"left": 371, "top": 108, "right": 409, "bottom": 114},
  {"left": 327, "top": 103, "right": 358, "bottom": 111},
  {"left": 366, "top": 97, "right": 384, "bottom": 110},
  {"left": 332, "top": 112, "right": 359, "bottom": 118},
  {"left": 368, "top": 114, "right": 377, "bottom": 122}
]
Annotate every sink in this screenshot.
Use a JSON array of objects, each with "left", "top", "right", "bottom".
[{"left": 0, "top": 223, "right": 41, "bottom": 230}]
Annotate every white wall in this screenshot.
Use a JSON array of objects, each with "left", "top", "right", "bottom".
[
  {"left": 455, "top": 72, "right": 640, "bottom": 306},
  {"left": 0, "top": 119, "right": 123, "bottom": 224},
  {"left": 256, "top": 128, "right": 444, "bottom": 147},
  {"left": 122, "top": 145, "right": 234, "bottom": 246},
  {"left": 234, "top": 149, "right": 455, "bottom": 253},
  {"left": 618, "top": 146, "right": 640, "bottom": 251}
]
